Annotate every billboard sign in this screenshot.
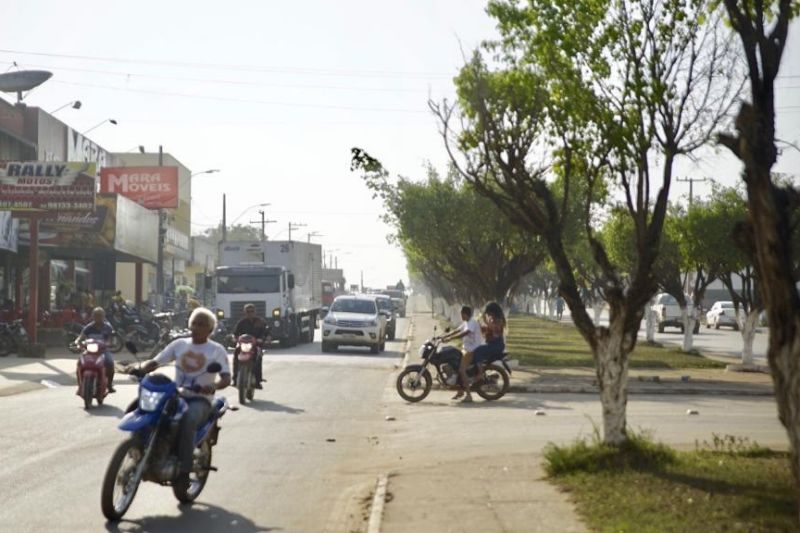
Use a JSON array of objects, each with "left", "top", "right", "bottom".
[
  {"left": 0, "top": 161, "right": 96, "bottom": 212},
  {"left": 99, "top": 166, "right": 179, "bottom": 208}
]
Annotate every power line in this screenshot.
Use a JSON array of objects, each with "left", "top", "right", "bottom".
[
  {"left": 0, "top": 60, "right": 431, "bottom": 94},
  {"left": 0, "top": 48, "right": 452, "bottom": 79},
  {"left": 51, "top": 80, "right": 429, "bottom": 114}
]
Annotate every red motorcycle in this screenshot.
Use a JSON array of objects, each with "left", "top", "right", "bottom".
[
  {"left": 235, "top": 334, "right": 261, "bottom": 405},
  {"left": 76, "top": 340, "right": 108, "bottom": 409}
]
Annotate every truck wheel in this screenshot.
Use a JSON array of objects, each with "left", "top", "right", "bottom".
[
  {"left": 306, "top": 326, "right": 315, "bottom": 343},
  {"left": 370, "top": 343, "right": 380, "bottom": 354},
  {"left": 657, "top": 323, "right": 665, "bottom": 333}
]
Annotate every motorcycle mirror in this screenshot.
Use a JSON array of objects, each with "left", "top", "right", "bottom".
[
  {"left": 206, "top": 362, "right": 222, "bottom": 373},
  {"left": 125, "top": 341, "right": 139, "bottom": 354}
]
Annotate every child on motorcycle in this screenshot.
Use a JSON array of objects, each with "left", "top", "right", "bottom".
[{"left": 455, "top": 302, "right": 506, "bottom": 403}]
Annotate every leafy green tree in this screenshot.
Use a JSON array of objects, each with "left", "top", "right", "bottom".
[
  {"left": 352, "top": 149, "right": 547, "bottom": 306},
  {"left": 431, "top": 0, "right": 742, "bottom": 444},
  {"left": 716, "top": 0, "right": 800, "bottom": 508},
  {"left": 202, "top": 223, "right": 261, "bottom": 243}
]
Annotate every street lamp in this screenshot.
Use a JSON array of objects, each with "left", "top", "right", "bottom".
[
  {"left": 82, "top": 118, "right": 117, "bottom": 135},
  {"left": 50, "top": 100, "right": 81, "bottom": 114},
  {"left": 307, "top": 231, "right": 323, "bottom": 243}
]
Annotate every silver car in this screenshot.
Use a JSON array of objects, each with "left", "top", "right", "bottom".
[
  {"left": 321, "top": 294, "right": 387, "bottom": 353},
  {"left": 705, "top": 301, "right": 739, "bottom": 330}
]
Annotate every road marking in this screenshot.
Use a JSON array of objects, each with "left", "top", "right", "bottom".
[
  {"left": 367, "top": 473, "right": 389, "bottom": 533},
  {"left": 40, "top": 379, "right": 61, "bottom": 388}
]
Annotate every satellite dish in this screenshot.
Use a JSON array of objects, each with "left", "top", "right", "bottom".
[{"left": 0, "top": 70, "right": 53, "bottom": 103}]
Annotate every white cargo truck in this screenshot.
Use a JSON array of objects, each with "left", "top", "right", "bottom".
[{"left": 214, "top": 240, "right": 322, "bottom": 347}]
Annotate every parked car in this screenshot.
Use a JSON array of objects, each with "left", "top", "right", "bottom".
[
  {"left": 321, "top": 294, "right": 387, "bottom": 353},
  {"left": 651, "top": 292, "right": 699, "bottom": 334},
  {"left": 373, "top": 294, "right": 397, "bottom": 340},
  {"left": 705, "top": 301, "right": 739, "bottom": 330}
]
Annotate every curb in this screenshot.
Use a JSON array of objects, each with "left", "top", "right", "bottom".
[
  {"left": 367, "top": 474, "right": 389, "bottom": 533},
  {"left": 400, "top": 320, "right": 415, "bottom": 369},
  {"left": 507, "top": 385, "right": 774, "bottom": 396}
]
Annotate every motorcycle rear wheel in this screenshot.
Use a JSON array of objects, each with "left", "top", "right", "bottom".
[
  {"left": 83, "top": 376, "right": 96, "bottom": 409},
  {"left": 101, "top": 437, "right": 144, "bottom": 521},
  {"left": 246, "top": 373, "right": 255, "bottom": 401},
  {"left": 396, "top": 365, "right": 432, "bottom": 402},
  {"left": 474, "top": 363, "right": 509, "bottom": 401},
  {"left": 173, "top": 440, "right": 212, "bottom": 503},
  {"left": 108, "top": 333, "right": 124, "bottom": 353}
]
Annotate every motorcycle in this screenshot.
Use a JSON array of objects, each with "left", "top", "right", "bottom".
[
  {"left": 396, "top": 336, "right": 511, "bottom": 403},
  {"left": 0, "top": 319, "right": 29, "bottom": 356},
  {"left": 64, "top": 321, "right": 85, "bottom": 354},
  {"left": 100, "top": 357, "right": 230, "bottom": 521},
  {"left": 76, "top": 339, "right": 109, "bottom": 409},
  {"left": 234, "top": 334, "right": 261, "bottom": 405}
]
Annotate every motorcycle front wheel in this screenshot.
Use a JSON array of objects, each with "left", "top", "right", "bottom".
[
  {"left": 173, "top": 440, "right": 212, "bottom": 503},
  {"left": 83, "top": 376, "right": 96, "bottom": 409},
  {"left": 396, "top": 365, "right": 432, "bottom": 402},
  {"left": 237, "top": 366, "right": 250, "bottom": 405},
  {"left": 101, "top": 437, "right": 145, "bottom": 521},
  {"left": 108, "top": 333, "right": 124, "bottom": 353},
  {"left": 474, "top": 363, "right": 510, "bottom": 401}
]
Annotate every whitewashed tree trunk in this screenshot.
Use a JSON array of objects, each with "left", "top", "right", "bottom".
[
  {"left": 535, "top": 295, "right": 543, "bottom": 316},
  {"left": 681, "top": 306, "right": 697, "bottom": 352},
  {"left": 645, "top": 307, "right": 656, "bottom": 342},
  {"left": 595, "top": 321, "right": 631, "bottom": 445},
  {"left": 548, "top": 298, "right": 557, "bottom": 320},
  {"left": 739, "top": 310, "right": 759, "bottom": 365},
  {"left": 592, "top": 301, "right": 604, "bottom": 323}
]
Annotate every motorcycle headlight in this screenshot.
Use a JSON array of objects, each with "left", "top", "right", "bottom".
[
  {"left": 86, "top": 343, "right": 100, "bottom": 354},
  {"left": 324, "top": 315, "right": 337, "bottom": 325},
  {"left": 240, "top": 342, "right": 253, "bottom": 352},
  {"left": 272, "top": 308, "right": 281, "bottom": 317},
  {"left": 216, "top": 309, "right": 225, "bottom": 318},
  {"left": 139, "top": 389, "right": 166, "bottom": 412}
]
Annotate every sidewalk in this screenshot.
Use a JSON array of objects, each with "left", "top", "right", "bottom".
[{"left": 379, "top": 306, "right": 587, "bottom": 533}]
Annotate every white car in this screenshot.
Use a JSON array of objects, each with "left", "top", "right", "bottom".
[
  {"left": 321, "top": 294, "right": 387, "bottom": 353},
  {"left": 651, "top": 293, "right": 699, "bottom": 334},
  {"left": 705, "top": 301, "right": 739, "bottom": 330}
]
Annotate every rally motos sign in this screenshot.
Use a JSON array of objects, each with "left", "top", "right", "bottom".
[
  {"left": 99, "top": 166, "right": 178, "bottom": 208},
  {"left": 0, "top": 161, "right": 96, "bottom": 212}
]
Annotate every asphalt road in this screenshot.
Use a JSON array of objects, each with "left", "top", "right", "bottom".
[{"left": 0, "top": 321, "right": 408, "bottom": 533}]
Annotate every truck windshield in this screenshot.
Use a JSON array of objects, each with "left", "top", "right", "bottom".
[{"left": 217, "top": 274, "right": 280, "bottom": 294}]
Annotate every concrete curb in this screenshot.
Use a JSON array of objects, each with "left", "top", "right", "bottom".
[
  {"left": 367, "top": 474, "right": 389, "bottom": 533},
  {"left": 400, "top": 321, "right": 414, "bottom": 369},
  {"left": 507, "top": 385, "right": 774, "bottom": 396}
]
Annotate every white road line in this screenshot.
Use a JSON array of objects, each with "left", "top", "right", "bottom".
[
  {"left": 40, "top": 379, "right": 61, "bottom": 388},
  {"left": 367, "top": 473, "right": 389, "bottom": 533}
]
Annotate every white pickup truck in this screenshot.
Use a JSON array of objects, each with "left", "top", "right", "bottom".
[{"left": 651, "top": 292, "right": 699, "bottom": 334}]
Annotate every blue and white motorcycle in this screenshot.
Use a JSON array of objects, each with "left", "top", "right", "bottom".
[{"left": 100, "top": 360, "right": 230, "bottom": 521}]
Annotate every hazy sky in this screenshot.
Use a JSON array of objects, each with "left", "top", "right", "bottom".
[{"left": 2, "top": 1, "right": 799, "bottom": 290}]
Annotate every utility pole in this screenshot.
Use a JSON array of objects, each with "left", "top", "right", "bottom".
[
  {"left": 156, "top": 145, "right": 165, "bottom": 308},
  {"left": 250, "top": 210, "right": 276, "bottom": 242},
  {"left": 676, "top": 177, "right": 708, "bottom": 208},
  {"left": 288, "top": 222, "right": 306, "bottom": 242},
  {"left": 221, "top": 193, "right": 227, "bottom": 242}
]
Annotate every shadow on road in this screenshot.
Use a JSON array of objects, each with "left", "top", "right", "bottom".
[
  {"left": 83, "top": 403, "right": 125, "bottom": 417},
  {"left": 245, "top": 399, "right": 305, "bottom": 414},
  {"left": 105, "top": 502, "right": 281, "bottom": 532}
]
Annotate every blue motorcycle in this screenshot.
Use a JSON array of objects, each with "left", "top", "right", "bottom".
[{"left": 100, "top": 362, "right": 230, "bottom": 521}]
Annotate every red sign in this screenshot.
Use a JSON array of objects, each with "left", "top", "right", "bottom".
[{"left": 99, "top": 166, "right": 178, "bottom": 208}]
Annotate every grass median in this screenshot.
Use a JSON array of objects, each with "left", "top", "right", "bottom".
[
  {"left": 544, "top": 433, "right": 796, "bottom": 532},
  {"left": 505, "top": 315, "right": 725, "bottom": 369}
]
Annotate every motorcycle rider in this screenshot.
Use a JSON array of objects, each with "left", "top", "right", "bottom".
[
  {"left": 440, "top": 306, "right": 482, "bottom": 400},
  {"left": 74, "top": 307, "right": 117, "bottom": 393},
  {"left": 232, "top": 303, "right": 267, "bottom": 389},
  {"left": 455, "top": 302, "right": 506, "bottom": 403},
  {"left": 129, "top": 307, "right": 231, "bottom": 491}
]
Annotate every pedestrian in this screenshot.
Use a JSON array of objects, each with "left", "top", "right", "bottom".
[{"left": 556, "top": 296, "right": 564, "bottom": 320}]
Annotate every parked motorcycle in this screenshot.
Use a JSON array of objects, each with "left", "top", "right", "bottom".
[
  {"left": 234, "top": 334, "right": 261, "bottom": 405},
  {"left": 64, "top": 321, "right": 85, "bottom": 354},
  {"left": 396, "top": 336, "right": 511, "bottom": 403},
  {"left": 100, "top": 358, "right": 230, "bottom": 521},
  {"left": 0, "top": 319, "right": 29, "bottom": 356},
  {"left": 76, "top": 340, "right": 109, "bottom": 409},
  {"left": 108, "top": 309, "right": 154, "bottom": 352}
]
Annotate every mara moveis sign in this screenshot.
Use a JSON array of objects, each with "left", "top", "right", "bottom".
[
  {"left": 0, "top": 161, "right": 96, "bottom": 212},
  {"left": 99, "top": 166, "right": 178, "bottom": 209}
]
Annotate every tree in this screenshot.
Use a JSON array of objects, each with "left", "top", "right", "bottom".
[
  {"left": 432, "top": 0, "right": 742, "bottom": 444},
  {"left": 202, "top": 223, "right": 261, "bottom": 243},
  {"left": 352, "top": 150, "right": 547, "bottom": 306},
  {"left": 716, "top": 0, "right": 800, "bottom": 510}
]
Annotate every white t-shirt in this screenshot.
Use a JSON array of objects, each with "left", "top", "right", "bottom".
[
  {"left": 461, "top": 318, "right": 482, "bottom": 352},
  {"left": 154, "top": 338, "right": 230, "bottom": 400}
]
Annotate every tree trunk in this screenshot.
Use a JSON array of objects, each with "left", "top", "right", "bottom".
[
  {"left": 592, "top": 301, "right": 604, "bottom": 324},
  {"left": 645, "top": 306, "right": 656, "bottom": 342},
  {"left": 681, "top": 306, "right": 696, "bottom": 352},
  {"left": 739, "top": 309, "right": 759, "bottom": 365},
  {"left": 594, "top": 322, "right": 631, "bottom": 445}
]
